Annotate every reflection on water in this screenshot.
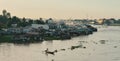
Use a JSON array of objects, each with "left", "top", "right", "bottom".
[{"left": 0, "top": 26, "right": 120, "bottom": 61}]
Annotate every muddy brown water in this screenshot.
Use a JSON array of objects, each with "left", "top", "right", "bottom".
[{"left": 0, "top": 26, "right": 120, "bottom": 61}]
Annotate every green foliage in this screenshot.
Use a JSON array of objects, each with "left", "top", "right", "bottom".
[
  {"left": 0, "top": 35, "right": 13, "bottom": 43},
  {"left": 34, "top": 18, "right": 45, "bottom": 24}
]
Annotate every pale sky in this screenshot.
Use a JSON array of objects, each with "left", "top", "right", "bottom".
[{"left": 0, "top": 0, "right": 120, "bottom": 19}]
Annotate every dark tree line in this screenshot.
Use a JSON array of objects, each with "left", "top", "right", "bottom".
[{"left": 0, "top": 10, "right": 53, "bottom": 29}]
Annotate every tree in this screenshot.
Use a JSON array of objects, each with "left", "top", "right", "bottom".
[
  {"left": 6, "top": 17, "right": 12, "bottom": 27},
  {"left": 11, "top": 16, "right": 20, "bottom": 24},
  {"left": 0, "top": 10, "right": 8, "bottom": 25},
  {"left": 6, "top": 12, "right": 11, "bottom": 19},
  {"left": 22, "top": 17, "right": 26, "bottom": 23},
  {"left": 2, "top": 9, "right": 7, "bottom": 16},
  {"left": 19, "top": 17, "right": 28, "bottom": 27},
  {"left": 49, "top": 18, "right": 52, "bottom": 20},
  {"left": 46, "top": 18, "right": 53, "bottom": 24},
  {"left": 34, "top": 20, "right": 38, "bottom": 24},
  {"left": 28, "top": 19, "right": 33, "bottom": 25},
  {"left": 34, "top": 18, "right": 45, "bottom": 24},
  {"left": 39, "top": 18, "right": 45, "bottom": 24},
  {"left": 0, "top": 10, "right": 11, "bottom": 28}
]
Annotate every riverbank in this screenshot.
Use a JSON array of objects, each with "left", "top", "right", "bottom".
[
  {"left": 0, "top": 32, "right": 91, "bottom": 43},
  {"left": 0, "top": 35, "right": 13, "bottom": 43},
  {"left": 0, "top": 24, "right": 98, "bottom": 43},
  {"left": 109, "top": 24, "right": 120, "bottom": 26},
  {"left": 0, "top": 35, "right": 69, "bottom": 43}
]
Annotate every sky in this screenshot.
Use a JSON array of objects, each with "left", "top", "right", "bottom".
[{"left": 0, "top": 0, "right": 120, "bottom": 19}]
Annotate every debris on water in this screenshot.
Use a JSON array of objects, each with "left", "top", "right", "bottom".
[
  {"left": 114, "top": 46, "right": 117, "bottom": 48},
  {"left": 99, "top": 40, "right": 106, "bottom": 44},
  {"left": 83, "top": 46, "right": 86, "bottom": 49},
  {"left": 60, "top": 49, "right": 66, "bottom": 51},
  {"left": 71, "top": 44, "right": 83, "bottom": 50},
  {"left": 51, "top": 59, "right": 54, "bottom": 61}
]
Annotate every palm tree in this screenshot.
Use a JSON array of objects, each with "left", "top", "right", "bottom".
[{"left": 2, "top": 10, "right": 7, "bottom": 17}]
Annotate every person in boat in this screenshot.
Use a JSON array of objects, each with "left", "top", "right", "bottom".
[{"left": 45, "top": 48, "right": 57, "bottom": 55}]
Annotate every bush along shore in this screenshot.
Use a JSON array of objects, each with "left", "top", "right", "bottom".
[{"left": 0, "top": 24, "right": 97, "bottom": 44}]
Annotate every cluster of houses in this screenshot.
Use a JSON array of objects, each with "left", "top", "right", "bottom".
[{"left": 0, "top": 19, "right": 97, "bottom": 43}]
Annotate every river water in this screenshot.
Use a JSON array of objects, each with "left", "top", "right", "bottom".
[{"left": 0, "top": 26, "right": 120, "bottom": 61}]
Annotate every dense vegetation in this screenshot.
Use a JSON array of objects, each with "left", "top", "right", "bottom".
[{"left": 0, "top": 10, "right": 50, "bottom": 29}]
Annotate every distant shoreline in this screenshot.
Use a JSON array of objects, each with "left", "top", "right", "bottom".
[{"left": 109, "top": 24, "right": 120, "bottom": 26}]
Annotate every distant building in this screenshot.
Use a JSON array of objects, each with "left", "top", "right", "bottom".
[
  {"left": 11, "top": 24, "right": 17, "bottom": 27},
  {"left": 22, "top": 26, "right": 33, "bottom": 33},
  {"left": 96, "top": 19, "right": 104, "bottom": 24},
  {"left": 7, "top": 28, "right": 23, "bottom": 34},
  {"left": 31, "top": 24, "right": 49, "bottom": 30}
]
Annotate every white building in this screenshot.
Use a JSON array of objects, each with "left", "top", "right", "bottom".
[
  {"left": 7, "top": 28, "right": 23, "bottom": 33},
  {"left": 31, "top": 24, "right": 49, "bottom": 30},
  {"left": 22, "top": 26, "right": 33, "bottom": 33}
]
